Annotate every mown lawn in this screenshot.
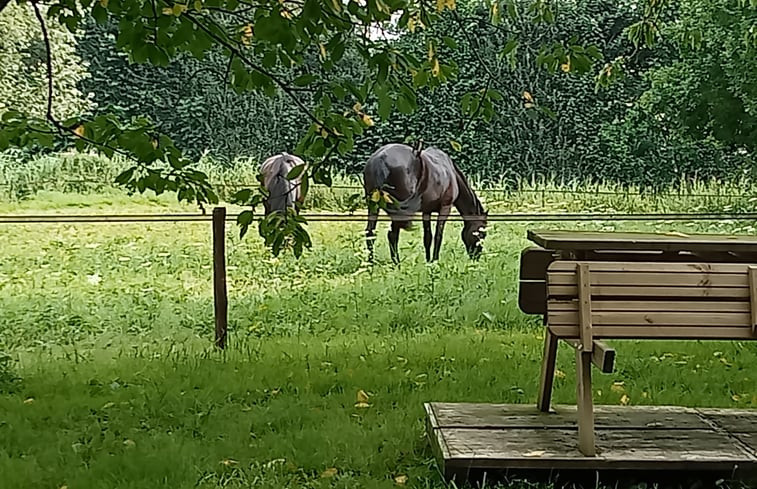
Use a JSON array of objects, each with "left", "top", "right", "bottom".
[{"left": 0, "top": 190, "right": 755, "bottom": 488}]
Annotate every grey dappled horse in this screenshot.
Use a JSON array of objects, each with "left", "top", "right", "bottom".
[
  {"left": 259, "top": 152, "right": 306, "bottom": 215},
  {"left": 363, "top": 143, "right": 488, "bottom": 264}
]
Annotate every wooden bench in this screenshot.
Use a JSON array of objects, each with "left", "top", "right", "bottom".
[{"left": 537, "top": 260, "right": 757, "bottom": 457}]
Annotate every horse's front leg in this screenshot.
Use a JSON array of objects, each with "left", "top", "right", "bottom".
[
  {"left": 388, "top": 221, "right": 401, "bottom": 265},
  {"left": 432, "top": 205, "right": 452, "bottom": 261},
  {"left": 365, "top": 211, "right": 378, "bottom": 263},
  {"left": 423, "top": 213, "right": 432, "bottom": 262}
]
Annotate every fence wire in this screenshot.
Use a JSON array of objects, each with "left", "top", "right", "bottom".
[{"left": 2, "top": 211, "right": 757, "bottom": 224}]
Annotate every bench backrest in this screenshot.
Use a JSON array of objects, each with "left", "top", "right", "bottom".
[{"left": 547, "top": 261, "right": 757, "bottom": 340}]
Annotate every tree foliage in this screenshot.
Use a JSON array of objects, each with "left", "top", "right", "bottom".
[{"left": 0, "top": 2, "right": 91, "bottom": 119}]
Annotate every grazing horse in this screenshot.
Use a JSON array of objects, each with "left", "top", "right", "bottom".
[
  {"left": 259, "top": 152, "right": 306, "bottom": 215},
  {"left": 363, "top": 142, "right": 488, "bottom": 264}
]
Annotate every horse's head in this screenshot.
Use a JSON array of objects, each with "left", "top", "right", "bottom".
[{"left": 461, "top": 212, "right": 487, "bottom": 260}]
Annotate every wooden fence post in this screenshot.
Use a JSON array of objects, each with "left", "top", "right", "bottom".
[{"left": 212, "top": 207, "right": 228, "bottom": 349}]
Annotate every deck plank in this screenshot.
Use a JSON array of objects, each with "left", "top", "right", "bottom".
[
  {"left": 430, "top": 402, "right": 710, "bottom": 430},
  {"left": 425, "top": 403, "right": 757, "bottom": 482}
]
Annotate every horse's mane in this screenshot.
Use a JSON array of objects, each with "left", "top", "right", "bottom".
[{"left": 449, "top": 157, "right": 485, "bottom": 215}]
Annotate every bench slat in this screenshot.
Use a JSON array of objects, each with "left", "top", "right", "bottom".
[
  {"left": 549, "top": 271, "right": 749, "bottom": 288},
  {"left": 549, "top": 261, "right": 756, "bottom": 274},
  {"left": 548, "top": 284, "right": 750, "bottom": 299},
  {"left": 548, "top": 325, "right": 753, "bottom": 340},
  {"left": 550, "top": 300, "right": 750, "bottom": 313},
  {"left": 548, "top": 310, "right": 751, "bottom": 327}
]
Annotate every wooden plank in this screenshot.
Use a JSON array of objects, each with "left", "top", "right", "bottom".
[
  {"left": 577, "top": 264, "right": 592, "bottom": 352},
  {"left": 548, "top": 311, "right": 752, "bottom": 327},
  {"left": 550, "top": 271, "right": 751, "bottom": 288},
  {"left": 424, "top": 402, "right": 450, "bottom": 474},
  {"left": 698, "top": 409, "right": 757, "bottom": 434},
  {"left": 550, "top": 300, "right": 750, "bottom": 313},
  {"left": 440, "top": 428, "right": 757, "bottom": 471},
  {"left": 549, "top": 261, "right": 757, "bottom": 274},
  {"left": 528, "top": 229, "right": 757, "bottom": 253},
  {"left": 537, "top": 331, "right": 559, "bottom": 412},
  {"left": 427, "top": 403, "right": 711, "bottom": 430},
  {"left": 548, "top": 284, "right": 751, "bottom": 299},
  {"left": 576, "top": 350, "right": 595, "bottom": 456},
  {"left": 548, "top": 325, "right": 755, "bottom": 340},
  {"left": 566, "top": 340, "right": 615, "bottom": 373}
]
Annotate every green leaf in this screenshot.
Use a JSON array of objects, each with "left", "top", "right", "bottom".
[{"left": 286, "top": 164, "right": 306, "bottom": 180}]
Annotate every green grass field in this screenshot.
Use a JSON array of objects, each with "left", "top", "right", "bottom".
[{"left": 1, "top": 181, "right": 756, "bottom": 488}]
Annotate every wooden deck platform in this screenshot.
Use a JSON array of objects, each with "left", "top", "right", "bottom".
[{"left": 426, "top": 403, "right": 757, "bottom": 485}]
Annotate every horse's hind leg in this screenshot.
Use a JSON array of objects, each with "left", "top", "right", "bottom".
[
  {"left": 388, "top": 221, "right": 401, "bottom": 265},
  {"left": 365, "top": 211, "right": 378, "bottom": 263},
  {"left": 423, "top": 213, "right": 432, "bottom": 262}
]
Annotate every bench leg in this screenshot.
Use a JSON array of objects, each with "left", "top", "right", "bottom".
[
  {"left": 576, "top": 349, "right": 596, "bottom": 456},
  {"left": 537, "top": 330, "right": 559, "bottom": 412}
]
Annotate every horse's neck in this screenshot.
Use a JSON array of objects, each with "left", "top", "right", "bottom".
[{"left": 454, "top": 173, "right": 481, "bottom": 216}]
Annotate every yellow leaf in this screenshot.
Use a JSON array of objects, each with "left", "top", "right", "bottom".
[
  {"left": 395, "top": 475, "right": 408, "bottom": 485},
  {"left": 732, "top": 394, "right": 741, "bottom": 402},
  {"left": 172, "top": 3, "right": 187, "bottom": 16},
  {"left": 123, "top": 439, "right": 136, "bottom": 448},
  {"left": 524, "top": 102, "right": 534, "bottom": 109},
  {"left": 102, "top": 402, "right": 115, "bottom": 409},
  {"left": 319, "top": 43, "right": 326, "bottom": 59},
  {"left": 162, "top": 6, "right": 173, "bottom": 15},
  {"left": 408, "top": 16, "right": 416, "bottom": 33},
  {"left": 73, "top": 125, "right": 85, "bottom": 137},
  {"left": 620, "top": 394, "right": 630, "bottom": 406},
  {"left": 353, "top": 102, "right": 362, "bottom": 112},
  {"left": 449, "top": 140, "right": 462, "bottom": 152},
  {"left": 281, "top": 9, "right": 292, "bottom": 19},
  {"left": 436, "top": 0, "right": 455, "bottom": 11},
  {"left": 561, "top": 61, "right": 571, "bottom": 72},
  {"left": 357, "top": 390, "right": 370, "bottom": 402},
  {"left": 321, "top": 467, "right": 338, "bottom": 478},
  {"left": 99, "top": 0, "right": 108, "bottom": 7},
  {"left": 554, "top": 369, "right": 566, "bottom": 379},
  {"left": 432, "top": 58, "right": 441, "bottom": 77},
  {"left": 371, "top": 189, "right": 381, "bottom": 202},
  {"left": 522, "top": 90, "right": 534, "bottom": 102},
  {"left": 151, "top": 139, "right": 159, "bottom": 149},
  {"left": 194, "top": 0, "right": 202, "bottom": 11},
  {"left": 23, "top": 397, "right": 34, "bottom": 404},
  {"left": 382, "top": 191, "right": 393, "bottom": 203},
  {"left": 361, "top": 114, "right": 374, "bottom": 127},
  {"left": 610, "top": 381, "right": 625, "bottom": 393},
  {"left": 220, "top": 459, "right": 238, "bottom": 467},
  {"left": 427, "top": 42, "right": 435, "bottom": 61},
  {"left": 354, "top": 402, "right": 371, "bottom": 408}
]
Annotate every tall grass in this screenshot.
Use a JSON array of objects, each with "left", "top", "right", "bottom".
[{"left": 3, "top": 152, "right": 757, "bottom": 215}]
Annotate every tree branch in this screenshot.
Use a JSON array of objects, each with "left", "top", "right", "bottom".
[
  {"left": 181, "top": 8, "right": 334, "bottom": 136},
  {"left": 30, "top": 0, "right": 56, "bottom": 125}
]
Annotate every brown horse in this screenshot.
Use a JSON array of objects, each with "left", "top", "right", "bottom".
[
  {"left": 363, "top": 143, "right": 487, "bottom": 263},
  {"left": 259, "top": 152, "right": 306, "bottom": 215}
]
